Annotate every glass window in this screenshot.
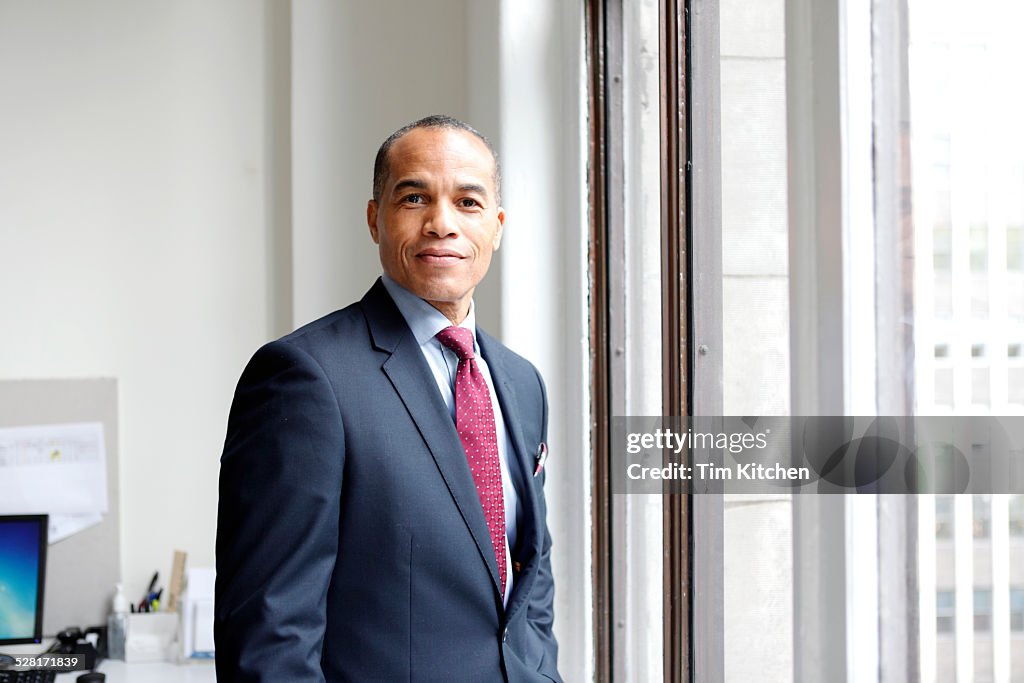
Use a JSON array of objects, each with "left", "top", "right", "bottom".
[
  {"left": 719, "top": 0, "right": 793, "bottom": 678},
  {"left": 936, "top": 496, "right": 954, "bottom": 539},
  {"left": 1008, "top": 226, "right": 1024, "bottom": 271},
  {"left": 932, "top": 134, "right": 952, "bottom": 226},
  {"left": 1011, "top": 589, "right": 1024, "bottom": 631},
  {"left": 973, "top": 495, "right": 990, "bottom": 539},
  {"left": 935, "top": 274, "right": 953, "bottom": 317},
  {"left": 1010, "top": 495, "right": 1024, "bottom": 537},
  {"left": 974, "top": 589, "right": 992, "bottom": 632},
  {"left": 971, "top": 368, "right": 990, "bottom": 408},
  {"left": 932, "top": 224, "right": 952, "bottom": 315},
  {"left": 683, "top": 0, "right": 1024, "bottom": 677},
  {"left": 970, "top": 225, "right": 988, "bottom": 317},
  {"left": 971, "top": 276, "right": 989, "bottom": 317},
  {"left": 933, "top": 224, "right": 953, "bottom": 271},
  {"left": 934, "top": 368, "right": 954, "bottom": 408},
  {"left": 969, "top": 224, "right": 988, "bottom": 272},
  {"left": 1010, "top": 279, "right": 1024, "bottom": 321},
  {"left": 1009, "top": 368, "right": 1024, "bottom": 406},
  {"left": 937, "top": 590, "right": 955, "bottom": 633}
]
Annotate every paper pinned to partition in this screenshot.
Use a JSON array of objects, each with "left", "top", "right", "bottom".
[
  {"left": 49, "top": 513, "right": 104, "bottom": 543},
  {"left": 0, "top": 422, "right": 108, "bottom": 516}
]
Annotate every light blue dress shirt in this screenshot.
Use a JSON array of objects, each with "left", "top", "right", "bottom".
[{"left": 381, "top": 275, "right": 520, "bottom": 605}]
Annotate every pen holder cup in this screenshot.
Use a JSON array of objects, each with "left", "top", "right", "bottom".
[{"left": 125, "top": 612, "right": 178, "bottom": 663}]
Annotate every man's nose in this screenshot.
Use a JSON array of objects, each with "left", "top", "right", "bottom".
[{"left": 423, "top": 201, "right": 460, "bottom": 238}]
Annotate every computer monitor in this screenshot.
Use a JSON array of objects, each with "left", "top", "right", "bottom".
[{"left": 0, "top": 515, "right": 48, "bottom": 646}]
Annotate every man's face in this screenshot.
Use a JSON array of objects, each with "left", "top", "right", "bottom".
[{"left": 367, "top": 127, "right": 504, "bottom": 323}]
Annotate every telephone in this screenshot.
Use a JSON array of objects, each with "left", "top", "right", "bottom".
[{"left": 42, "top": 626, "right": 107, "bottom": 671}]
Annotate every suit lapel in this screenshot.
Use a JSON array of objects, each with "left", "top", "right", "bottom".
[
  {"left": 477, "top": 330, "right": 543, "bottom": 620},
  {"left": 361, "top": 280, "right": 503, "bottom": 596}
]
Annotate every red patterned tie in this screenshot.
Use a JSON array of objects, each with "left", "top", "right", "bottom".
[{"left": 436, "top": 326, "right": 507, "bottom": 597}]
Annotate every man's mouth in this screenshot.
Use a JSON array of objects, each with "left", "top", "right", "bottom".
[{"left": 416, "top": 248, "right": 465, "bottom": 266}]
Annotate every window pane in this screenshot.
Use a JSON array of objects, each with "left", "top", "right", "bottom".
[
  {"left": 934, "top": 368, "right": 954, "bottom": 408},
  {"left": 1009, "top": 226, "right": 1024, "bottom": 271},
  {"left": 937, "top": 590, "right": 955, "bottom": 634},
  {"left": 720, "top": 0, "right": 792, "bottom": 680},
  {"left": 1010, "top": 496, "right": 1024, "bottom": 536},
  {"left": 974, "top": 589, "right": 992, "bottom": 632},
  {"left": 972, "top": 495, "right": 991, "bottom": 539},
  {"left": 934, "top": 224, "right": 953, "bottom": 270},
  {"left": 971, "top": 276, "right": 989, "bottom": 317},
  {"left": 908, "top": 2, "right": 1024, "bottom": 680},
  {"left": 970, "top": 224, "right": 988, "bottom": 272},
  {"left": 936, "top": 496, "right": 954, "bottom": 538},
  {"left": 971, "top": 367, "right": 990, "bottom": 408},
  {"left": 1011, "top": 589, "right": 1024, "bottom": 631}
]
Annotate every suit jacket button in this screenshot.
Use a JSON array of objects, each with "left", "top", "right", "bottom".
[{"left": 502, "top": 627, "right": 509, "bottom": 642}]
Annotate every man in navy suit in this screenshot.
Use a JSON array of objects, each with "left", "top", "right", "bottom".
[{"left": 215, "top": 115, "right": 561, "bottom": 682}]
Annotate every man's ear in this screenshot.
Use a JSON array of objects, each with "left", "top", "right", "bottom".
[
  {"left": 367, "top": 200, "right": 380, "bottom": 244},
  {"left": 492, "top": 207, "right": 505, "bottom": 251}
]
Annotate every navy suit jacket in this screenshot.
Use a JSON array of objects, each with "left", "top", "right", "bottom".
[{"left": 215, "top": 279, "right": 561, "bottom": 682}]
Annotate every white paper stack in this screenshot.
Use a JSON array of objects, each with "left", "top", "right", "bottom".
[{"left": 180, "top": 567, "right": 216, "bottom": 659}]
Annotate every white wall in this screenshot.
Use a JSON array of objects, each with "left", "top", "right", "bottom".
[{"left": 0, "top": 0, "right": 270, "bottom": 602}]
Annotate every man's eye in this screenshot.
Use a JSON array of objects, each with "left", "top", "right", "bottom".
[
  {"left": 459, "top": 198, "right": 480, "bottom": 208},
  {"left": 402, "top": 194, "right": 424, "bottom": 204}
]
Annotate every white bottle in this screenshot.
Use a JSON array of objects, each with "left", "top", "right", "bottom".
[{"left": 106, "top": 583, "right": 129, "bottom": 660}]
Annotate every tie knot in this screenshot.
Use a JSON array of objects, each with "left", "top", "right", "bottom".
[{"left": 436, "top": 326, "right": 475, "bottom": 360}]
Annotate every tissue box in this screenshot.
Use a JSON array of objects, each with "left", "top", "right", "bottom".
[{"left": 125, "top": 613, "right": 178, "bottom": 663}]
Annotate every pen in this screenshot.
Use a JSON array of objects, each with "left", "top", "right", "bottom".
[{"left": 140, "top": 571, "right": 159, "bottom": 611}]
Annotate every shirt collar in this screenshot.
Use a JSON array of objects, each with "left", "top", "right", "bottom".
[{"left": 381, "top": 274, "right": 477, "bottom": 349}]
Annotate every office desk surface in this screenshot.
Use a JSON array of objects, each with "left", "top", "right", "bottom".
[{"left": 55, "top": 661, "right": 216, "bottom": 682}]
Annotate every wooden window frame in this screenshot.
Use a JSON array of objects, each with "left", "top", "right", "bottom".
[{"left": 586, "top": 0, "right": 695, "bottom": 680}]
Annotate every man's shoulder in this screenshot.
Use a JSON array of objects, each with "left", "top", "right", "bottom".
[
  {"left": 279, "top": 301, "right": 366, "bottom": 346},
  {"left": 249, "top": 300, "right": 375, "bottom": 371}
]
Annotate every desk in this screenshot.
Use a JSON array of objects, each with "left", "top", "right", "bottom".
[
  {"left": 5, "top": 642, "right": 216, "bottom": 682},
  {"left": 55, "top": 661, "right": 216, "bottom": 682}
]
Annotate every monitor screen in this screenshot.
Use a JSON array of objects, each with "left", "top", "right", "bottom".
[{"left": 0, "top": 515, "right": 47, "bottom": 645}]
